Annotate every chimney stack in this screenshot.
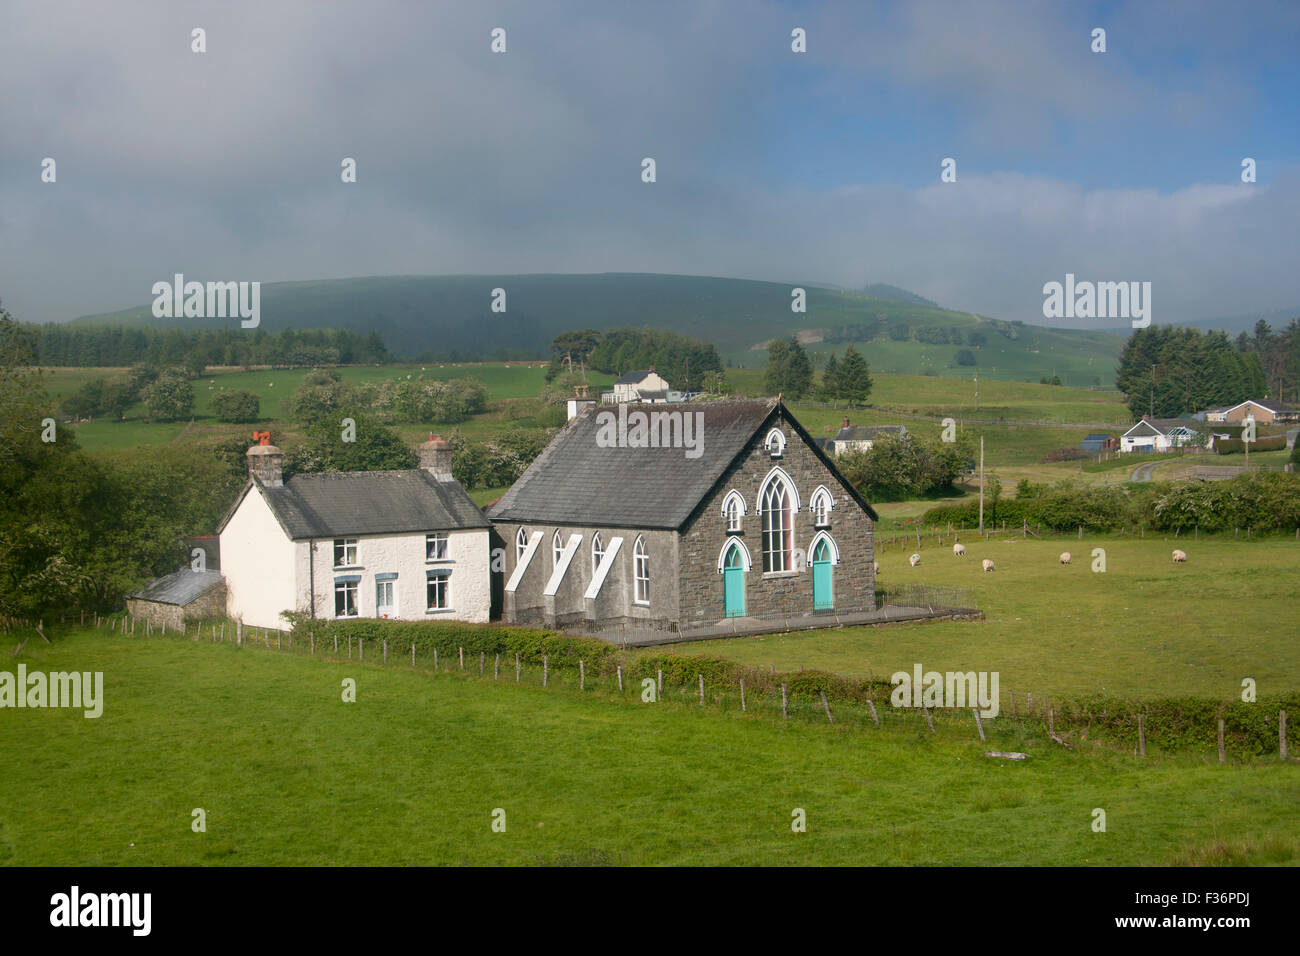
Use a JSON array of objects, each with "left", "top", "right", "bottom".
[
  {"left": 567, "top": 385, "right": 596, "bottom": 422},
  {"left": 419, "top": 434, "right": 453, "bottom": 481},
  {"left": 246, "top": 432, "right": 283, "bottom": 487},
  {"left": 842, "top": 416, "right": 850, "bottom": 429}
]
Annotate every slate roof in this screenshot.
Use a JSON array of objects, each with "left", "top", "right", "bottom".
[
  {"left": 487, "top": 399, "right": 877, "bottom": 529},
  {"left": 1083, "top": 433, "right": 1115, "bottom": 441},
  {"left": 1124, "top": 418, "right": 1194, "bottom": 437},
  {"left": 128, "top": 569, "right": 224, "bottom": 606},
  {"left": 835, "top": 425, "right": 905, "bottom": 442},
  {"left": 614, "top": 370, "right": 655, "bottom": 385},
  {"left": 220, "top": 470, "right": 489, "bottom": 540}
]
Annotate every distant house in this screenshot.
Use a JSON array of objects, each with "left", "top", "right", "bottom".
[
  {"left": 217, "top": 435, "right": 491, "bottom": 629},
  {"left": 1079, "top": 433, "right": 1118, "bottom": 453},
  {"left": 1119, "top": 417, "right": 1202, "bottom": 453},
  {"left": 829, "top": 418, "right": 906, "bottom": 456},
  {"left": 603, "top": 369, "right": 672, "bottom": 404},
  {"left": 486, "top": 399, "right": 878, "bottom": 637},
  {"left": 1209, "top": 400, "right": 1300, "bottom": 425},
  {"left": 126, "top": 569, "right": 226, "bottom": 631}
]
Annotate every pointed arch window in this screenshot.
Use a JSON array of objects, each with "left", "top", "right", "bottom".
[
  {"left": 515, "top": 528, "right": 528, "bottom": 563},
  {"left": 722, "top": 489, "right": 746, "bottom": 532},
  {"left": 553, "top": 530, "right": 564, "bottom": 567},
  {"left": 591, "top": 532, "right": 605, "bottom": 575},
  {"left": 811, "top": 486, "right": 834, "bottom": 527},
  {"left": 633, "top": 536, "right": 650, "bottom": 604},
  {"left": 760, "top": 474, "right": 794, "bottom": 572}
]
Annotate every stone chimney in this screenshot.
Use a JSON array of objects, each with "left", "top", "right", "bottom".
[
  {"left": 246, "top": 432, "right": 283, "bottom": 487},
  {"left": 419, "top": 434, "right": 453, "bottom": 481},
  {"left": 842, "top": 416, "right": 851, "bottom": 429}
]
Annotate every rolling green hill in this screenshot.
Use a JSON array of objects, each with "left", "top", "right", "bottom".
[{"left": 67, "top": 273, "right": 1124, "bottom": 386}]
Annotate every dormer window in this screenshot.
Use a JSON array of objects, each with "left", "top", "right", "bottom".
[
  {"left": 764, "top": 429, "right": 786, "bottom": 458},
  {"left": 721, "top": 489, "right": 746, "bottom": 532},
  {"left": 810, "top": 486, "right": 834, "bottom": 527}
]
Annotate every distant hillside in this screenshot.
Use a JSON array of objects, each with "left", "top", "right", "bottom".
[
  {"left": 66, "top": 273, "right": 1124, "bottom": 387},
  {"left": 861, "top": 283, "right": 940, "bottom": 308}
]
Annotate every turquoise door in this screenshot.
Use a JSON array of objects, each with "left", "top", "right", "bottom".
[
  {"left": 723, "top": 544, "right": 746, "bottom": 618},
  {"left": 812, "top": 539, "right": 833, "bottom": 610}
]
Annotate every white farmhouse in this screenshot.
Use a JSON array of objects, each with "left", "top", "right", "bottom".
[
  {"left": 603, "top": 368, "right": 672, "bottom": 404},
  {"left": 217, "top": 435, "right": 491, "bottom": 629}
]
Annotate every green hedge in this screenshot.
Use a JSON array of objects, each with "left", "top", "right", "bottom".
[
  {"left": 1055, "top": 693, "right": 1299, "bottom": 756},
  {"left": 302, "top": 618, "right": 615, "bottom": 669},
  {"left": 1215, "top": 435, "right": 1286, "bottom": 454}
]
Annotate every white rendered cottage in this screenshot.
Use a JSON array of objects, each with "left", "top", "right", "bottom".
[{"left": 217, "top": 436, "right": 491, "bottom": 629}]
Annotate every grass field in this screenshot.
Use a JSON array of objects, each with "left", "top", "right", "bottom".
[
  {"left": 643, "top": 536, "right": 1300, "bottom": 699},
  {"left": 1, "top": 630, "right": 1296, "bottom": 866}
]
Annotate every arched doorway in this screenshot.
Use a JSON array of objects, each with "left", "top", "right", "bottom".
[
  {"left": 723, "top": 542, "right": 746, "bottom": 618},
  {"left": 812, "top": 537, "right": 834, "bottom": 611}
]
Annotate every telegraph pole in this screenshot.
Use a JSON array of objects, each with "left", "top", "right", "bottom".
[{"left": 978, "top": 435, "right": 985, "bottom": 535}]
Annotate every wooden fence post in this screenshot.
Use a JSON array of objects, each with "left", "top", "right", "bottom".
[
  {"left": 580, "top": 660, "right": 585, "bottom": 691},
  {"left": 459, "top": 646, "right": 464, "bottom": 670},
  {"left": 973, "top": 708, "right": 985, "bottom": 741},
  {"left": 820, "top": 690, "right": 834, "bottom": 724},
  {"left": 348, "top": 637, "right": 352, "bottom": 658},
  {"left": 383, "top": 640, "right": 387, "bottom": 663},
  {"left": 781, "top": 684, "right": 788, "bottom": 719},
  {"left": 698, "top": 674, "right": 704, "bottom": 705},
  {"left": 617, "top": 665, "right": 623, "bottom": 693},
  {"left": 657, "top": 669, "right": 663, "bottom": 699},
  {"left": 1218, "top": 718, "right": 1226, "bottom": 764},
  {"left": 494, "top": 653, "right": 499, "bottom": 680},
  {"left": 359, "top": 639, "right": 363, "bottom": 661},
  {"left": 543, "top": 655, "right": 549, "bottom": 687},
  {"left": 1138, "top": 713, "right": 1146, "bottom": 756},
  {"left": 434, "top": 648, "right": 438, "bottom": 669},
  {"left": 479, "top": 651, "right": 484, "bottom": 675},
  {"left": 739, "top": 679, "right": 746, "bottom": 712},
  {"left": 866, "top": 699, "right": 879, "bottom": 726},
  {"left": 411, "top": 643, "right": 415, "bottom": 666},
  {"left": 1027, "top": 692, "right": 1034, "bottom": 715},
  {"left": 515, "top": 653, "right": 520, "bottom": 682},
  {"left": 923, "top": 706, "right": 936, "bottom": 733},
  {"left": 334, "top": 634, "right": 338, "bottom": 653}
]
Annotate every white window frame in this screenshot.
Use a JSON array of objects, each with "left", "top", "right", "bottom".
[
  {"left": 633, "top": 536, "right": 650, "bottom": 605},
  {"left": 425, "top": 533, "right": 449, "bottom": 561},
  {"left": 334, "top": 577, "right": 360, "bottom": 618},
  {"left": 764, "top": 428, "right": 786, "bottom": 457},
  {"left": 553, "top": 529, "right": 564, "bottom": 567},
  {"left": 515, "top": 527, "right": 528, "bottom": 563},
  {"left": 721, "top": 489, "right": 746, "bottom": 532},
  {"left": 760, "top": 474, "right": 794, "bottom": 573},
  {"left": 426, "top": 569, "right": 452, "bottom": 612},
  {"left": 333, "top": 538, "right": 359, "bottom": 568},
  {"left": 591, "top": 532, "right": 605, "bottom": 575},
  {"left": 810, "top": 485, "right": 834, "bottom": 527}
]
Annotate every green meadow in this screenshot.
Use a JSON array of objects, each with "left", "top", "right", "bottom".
[
  {"left": 1, "top": 630, "right": 1295, "bottom": 866},
  {"left": 646, "top": 536, "right": 1300, "bottom": 700}
]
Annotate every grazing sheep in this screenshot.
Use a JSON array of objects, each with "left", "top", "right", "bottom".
[
  {"left": 1059, "top": 552, "right": 1071, "bottom": 565},
  {"left": 873, "top": 561, "right": 880, "bottom": 574},
  {"left": 909, "top": 553, "right": 921, "bottom": 567},
  {"left": 982, "top": 559, "right": 995, "bottom": 572},
  {"left": 1172, "top": 549, "right": 1187, "bottom": 563},
  {"left": 952, "top": 542, "right": 967, "bottom": 557}
]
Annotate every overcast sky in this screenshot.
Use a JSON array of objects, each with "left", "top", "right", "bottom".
[{"left": 1, "top": 0, "right": 1297, "bottom": 328}]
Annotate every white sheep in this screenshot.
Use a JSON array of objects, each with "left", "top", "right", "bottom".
[
  {"left": 1172, "top": 549, "right": 1187, "bottom": 563},
  {"left": 909, "top": 553, "right": 921, "bottom": 567},
  {"left": 1059, "top": 551, "right": 1071, "bottom": 564},
  {"left": 953, "top": 542, "right": 967, "bottom": 557},
  {"left": 982, "top": 559, "right": 995, "bottom": 572},
  {"left": 873, "top": 561, "right": 880, "bottom": 574}
]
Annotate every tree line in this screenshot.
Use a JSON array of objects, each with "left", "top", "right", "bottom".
[
  {"left": 545, "top": 328, "right": 723, "bottom": 390},
  {"left": 27, "top": 324, "right": 391, "bottom": 369},
  {"left": 1114, "top": 323, "right": 1294, "bottom": 419}
]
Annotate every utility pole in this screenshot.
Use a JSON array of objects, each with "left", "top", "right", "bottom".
[
  {"left": 1150, "top": 364, "right": 1156, "bottom": 417},
  {"left": 978, "top": 435, "right": 985, "bottom": 535},
  {"left": 974, "top": 370, "right": 979, "bottom": 413}
]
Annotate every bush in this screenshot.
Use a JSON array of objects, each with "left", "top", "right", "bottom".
[
  {"left": 212, "top": 389, "right": 260, "bottom": 423},
  {"left": 1041, "top": 447, "right": 1090, "bottom": 462},
  {"left": 1215, "top": 435, "right": 1286, "bottom": 454}
]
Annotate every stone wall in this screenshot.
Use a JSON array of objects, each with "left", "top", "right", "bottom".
[{"left": 678, "top": 408, "right": 875, "bottom": 628}]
